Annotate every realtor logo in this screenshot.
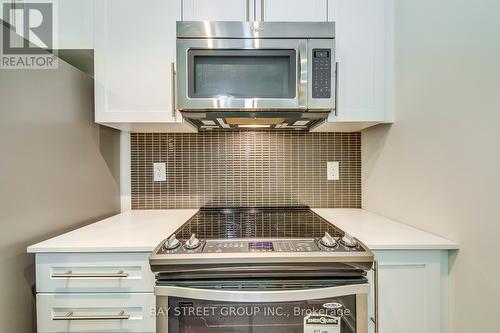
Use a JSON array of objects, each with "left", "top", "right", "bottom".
[{"left": 1, "top": 1, "right": 58, "bottom": 69}]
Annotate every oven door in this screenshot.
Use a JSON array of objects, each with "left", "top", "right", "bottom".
[
  {"left": 155, "top": 279, "right": 368, "bottom": 333},
  {"left": 176, "top": 39, "right": 307, "bottom": 111}
]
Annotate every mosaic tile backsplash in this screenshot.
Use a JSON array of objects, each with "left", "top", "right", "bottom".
[{"left": 131, "top": 132, "right": 361, "bottom": 209}]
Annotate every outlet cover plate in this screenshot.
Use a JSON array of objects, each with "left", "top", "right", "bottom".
[
  {"left": 153, "top": 162, "right": 166, "bottom": 182},
  {"left": 327, "top": 161, "right": 340, "bottom": 180}
]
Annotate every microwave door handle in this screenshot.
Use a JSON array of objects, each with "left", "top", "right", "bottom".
[
  {"left": 171, "top": 62, "right": 177, "bottom": 120},
  {"left": 297, "top": 42, "right": 307, "bottom": 109},
  {"left": 155, "top": 283, "right": 369, "bottom": 303},
  {"left": 334, "top": 61, "right": 339, "bottom": 116}
]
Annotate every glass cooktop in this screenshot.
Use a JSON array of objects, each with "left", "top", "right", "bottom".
[{"left": 173, "top": 206, "right": 343, "bottom": 240}]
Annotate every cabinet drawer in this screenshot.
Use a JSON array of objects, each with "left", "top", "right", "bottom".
[
  {"left": 36, "top": 253, "right": 154, "bottom": 293},
  {"left": 37, "top": 293, "right": 155, "bottom": 333}
]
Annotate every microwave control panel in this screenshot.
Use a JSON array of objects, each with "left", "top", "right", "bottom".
[{"left": 311, "top": 49, "right": 332, "bottom": 99}]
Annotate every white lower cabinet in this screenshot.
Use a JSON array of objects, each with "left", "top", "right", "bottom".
[
  {"left": 369, "top": 250, "right": 448, "bottom": 333},
  {"left": 35, "top": 250, "right": 449, "bottom": 332},
  {"left": 36, "top": 252, "right": 154, "bottom": 293},
  {"left": 37, "top": 293, "right": 155, "bottom": 333},
  {"left": 35, "top": 252, "right": 156, "bottom": 333}
]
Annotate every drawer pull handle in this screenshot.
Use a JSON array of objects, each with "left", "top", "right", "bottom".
[
  {"left": 53, "top": 310, "right": 130, "bottom": 321},
  {"left": 51, "top": 270, "right": 129, "bottom": 278}
]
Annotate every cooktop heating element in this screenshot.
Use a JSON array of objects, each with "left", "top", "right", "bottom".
[{"left": 173, "top": 206, "right": 343, "bottom": 240}]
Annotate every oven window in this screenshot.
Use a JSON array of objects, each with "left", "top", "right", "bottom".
[
  {"left": 167, "top": 296, "right": 357, "bottom": 333},
  {"left": 188, "top": 50, "right": 297, "bottom": 99}
]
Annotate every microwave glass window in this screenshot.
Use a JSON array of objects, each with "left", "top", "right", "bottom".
[{"left": 188, "top": 50, "right": 296, "bottom": 99}]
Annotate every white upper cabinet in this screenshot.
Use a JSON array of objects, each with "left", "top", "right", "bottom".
[
  {"left": 313, "top": 0, "right": 394, "bottom": 131},
  {"left": 94, "top": 0, "right": 195, "bottom": 132},
  {"left": 257, "top": 0, "right": 328, "bottom": 22},
  {"left": 331, "top": 0, "right": 392, "bottom": 123},
  {"left": 256, "top": 0, "right": 394, "bottom": 131},
  {"left": 92, "top": 0, "right": 392, "bottom": 132},
  {"left": 183, "top": 0, "right": 253, "bottom": 21}
]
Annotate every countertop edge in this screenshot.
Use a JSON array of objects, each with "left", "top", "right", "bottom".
[
  {"left": 27, "top": 245, "right": 458, "bottom": 253},
  {"left": 368, "top": 245, "right": 459, "bottom": 251},
  {"left": 27, "top": 246, "right": 156, "bottom": 253},
  {"left": 27, "top": 208, "right": 459, "bottom": 253}
]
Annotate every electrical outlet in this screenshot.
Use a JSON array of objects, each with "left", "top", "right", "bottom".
[
  {"left": 327, "top": 161, "right": 340, "bottom": 180},
  {"left": 153, "top": 162, "right": 166, "bottom": 182}
]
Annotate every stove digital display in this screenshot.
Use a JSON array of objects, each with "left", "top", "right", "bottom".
[{"left": 248, "top": 242, "right": 274, "bottom": 252}]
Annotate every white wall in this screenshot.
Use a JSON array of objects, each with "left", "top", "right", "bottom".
[
  {"left": 0, "top": 57, "right": 121, "bottom": 332},
  {"left": 362, "top": 0, "right": 500, "bottom": 331}
]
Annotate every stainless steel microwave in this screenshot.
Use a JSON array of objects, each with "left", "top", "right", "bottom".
[{"left": 176, "top": 21, "right": 336, "bottom": 130}]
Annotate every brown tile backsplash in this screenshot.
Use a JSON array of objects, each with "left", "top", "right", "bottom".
[{"left": 131, "top": 131, "right": 361, "bottom": 209}]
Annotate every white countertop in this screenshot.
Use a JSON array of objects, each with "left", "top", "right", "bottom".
[
  {"left": 312, "top": 209, "right": 458, "bottom": 250},
  {"left": 27, "top": 208, "right": 458, "bottom": 253},
  {"left": 27, "top": 209, "right": 198, "bottom": 253}
]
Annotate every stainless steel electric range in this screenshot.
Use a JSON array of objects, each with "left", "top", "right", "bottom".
[{"left": 150, "top": 206, "right": 374, "bottom": 333}]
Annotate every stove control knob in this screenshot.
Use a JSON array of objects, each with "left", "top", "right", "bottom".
[
  {"left": 320, "top": 232, "right": 337, "bottom": 248},
  {"left": 185, "top": 233, "right": 201, "bottom": 250},
  {"left": 341, "top": 233, "right": 358, "bottom": 248},
  {"left": 164, "top": 234, "right": 181, "bottom": 250}
]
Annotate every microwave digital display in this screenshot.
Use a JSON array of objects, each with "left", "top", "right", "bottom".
[{"left": 314, "top": 50, "right": 330, "bottom": 58}]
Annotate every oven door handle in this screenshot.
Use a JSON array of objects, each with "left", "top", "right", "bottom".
[{"left": 155, "top": 283, "right": 369, "bottom": 303}]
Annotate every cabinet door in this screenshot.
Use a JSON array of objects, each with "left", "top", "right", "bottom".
[
  {"left": 257, "top": 0, "right": 328, "bottom": 22},
  {"left": 183, "top": 0, "right": 252, "bottom": 21},
  {"left": 327, "top": 0, "right": 393, "bottom": 123},
  {"left": 370, "top": 251, "right": 446, "bottom": 333},
  {"left": 94, "top": 0, "right": 179, "bottom": 124}
]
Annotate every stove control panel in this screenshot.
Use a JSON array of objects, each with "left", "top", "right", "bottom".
[
  {"left": 204, "top": 241, "right": 248, "bottom": 253},
  {"left": 201, "top": 239, "right": 362, "bottom": 253},
  {"left": 159, "top": 237, "right": 363, "bottom": 254},
  {"left": 160, "top": 239, "right": 205, "bottom": 254},
  {"left": 203, "top": 240, "right": 321, "bottom": 253}
]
